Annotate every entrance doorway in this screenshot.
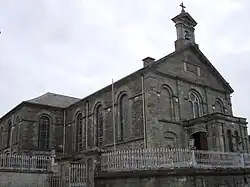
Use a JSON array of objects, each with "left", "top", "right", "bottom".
[{"left": 191, "top": 132, "right": 208, "bottom": 150}]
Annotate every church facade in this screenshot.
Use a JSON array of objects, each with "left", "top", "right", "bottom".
[{"left": 0, "top": 5, "right": 249, "bottom": 187}]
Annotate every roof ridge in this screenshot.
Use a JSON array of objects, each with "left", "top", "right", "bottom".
[
  {"left": 27, "top": 92, "right": 80, "bottom": 102},
  {"left": 26, "top": 92, "right": 49, "bottom": 102},
  {"left": 46, "top": 92, "right": 81, "bottom": 99}
]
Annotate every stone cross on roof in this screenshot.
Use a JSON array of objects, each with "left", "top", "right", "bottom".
[{"left": 180, "top": 2, "right": 186, "bottom": 13}]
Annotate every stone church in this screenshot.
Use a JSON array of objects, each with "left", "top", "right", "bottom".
[{"left": 0, "top": 5, "right": 249, "bottom": 187}]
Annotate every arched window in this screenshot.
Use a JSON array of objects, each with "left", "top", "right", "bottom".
[
  {"left": 38, "top": 116, "right": 50, "bottom": 149},
  {"left": 214, "top": 99, "right": 224, "bottom": 113},
  {"left": 12, "top": 124, "right": 17, "bottom": 145},
  {"left": 7, "top": 120, "right": 12, "bottom": 147},
  {"left": 189, "top": 91, "right": 202, "bottom": 118},
  {"left": 184, "top": 30, "right": 191, "bottom": 40},
  {"left": 119, "top": 94, "right": 129, "bottom": 141},
  {"left": 0, "top": 126, "right": 3, "bottom": 149},
  {"left": 76, "top": 113, "right": 83, "bottom": 152},
  {"left": 235, "top": 131, "right": 240, "bottom": 151},
  {"left": 16, "top": 116, "right": 21, "bottom": 123},
  {"left": 95, "top": 105, "right": 104, "bottom": 147},
  {"left": 86, "top": 101, "right": 92, "bottom": 148},
  {"left": 160, "top": 86, "right": 173, "bottom": 121},
  {"left": 227, "top": 130, "right": 234, "bottom": 152}
]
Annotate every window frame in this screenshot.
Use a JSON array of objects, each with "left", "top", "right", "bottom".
[
  {"left": 95, "top": 105, "right": 104, "bottom": 147},
  {"left": 118, "top": 94, "right": 129, "bottom": 141},
  {"left": 38, "top": 115, "right": 51, "bottom": 149},
  {"left": 75, "top": 113, "right": 83, "bottom": 152}
]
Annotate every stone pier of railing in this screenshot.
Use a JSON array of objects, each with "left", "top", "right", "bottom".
[{"left": 100, "top": 148, "right": 250, "bottom": 172}]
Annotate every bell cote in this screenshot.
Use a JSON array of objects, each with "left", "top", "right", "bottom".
[{"left": 172, "top": 3, "right": 198, "bottom": 51}]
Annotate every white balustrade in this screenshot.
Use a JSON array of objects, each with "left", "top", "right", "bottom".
[
  {"left": 100, "top": 148, "right": 250, "bottom": 172},
  {"left": 194, "top": 150, "right": 243, "bottom": 168},
  {"left": 0, "top": 154, "right": 52, "bottom": 171},
  {"left": 243, "top": 153, "right": 250, "bottom": 168},
  {"left": 69, "top": 164, "right": 87, "bottom": 186}
]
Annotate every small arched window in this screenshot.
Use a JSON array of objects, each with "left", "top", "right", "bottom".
[
  {"left": 76, "top": 113, "right": 83, "bottom": 152},
  {"left": 189, "top": 91, "right": 202, "bottom": 118},
  {"left": 227, "top": 130, "right": 234, "bottom": 152},
  {"left": 119, "top": 94, "right": 129, "bottom": 141},
  {"left": 95, "top": 105, "right": 104, "bottom": 147},
  {"left": 38, "top": 116, "right": 51, "bottom": 149},
  {"left": 184, "top": 30, "right": 191, "bottom": 40},
  {"left": 214, "top": 99, "right": 224, "bottom": 113},
  {"left": 16, "top": 116, "right": 21, "bottom": 123}
]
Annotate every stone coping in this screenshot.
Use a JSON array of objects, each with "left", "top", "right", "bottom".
[{"left": 96, "top": 168, "right": 250, "bottom": 179}]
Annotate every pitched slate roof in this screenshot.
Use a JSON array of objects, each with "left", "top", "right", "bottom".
[{"left": 26, "top": 92, "right": 80, "bottom": 108}]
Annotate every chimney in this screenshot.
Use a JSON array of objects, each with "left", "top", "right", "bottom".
[{"left": 142, "top": 57, "right": 155, "bottom": 67}]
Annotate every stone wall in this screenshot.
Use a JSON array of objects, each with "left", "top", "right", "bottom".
[
  {"left": 0, "top": 105, "right": 26, "bottom": 154},
  {"left": 96, "top": 169, "right": 250, "bottom": 187},
  {"left": 143, "top": 48, "right": 248, "bottom": 150},
  {"left": 0, "top": 170, "right": 52, "bottom": 187},
  {"left": 64, "top": 74, "right": 145, "bottom": 154},
  {"left": 20, "top": 104, "right": 64, "bottom": 152},
  {"left": 97, "top": 176, "right": 194, "bottom": 187},
  {"left": 0, "top": 103, "right": 64, "bottom": 155}
]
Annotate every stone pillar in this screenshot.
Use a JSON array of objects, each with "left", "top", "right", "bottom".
[
  {"left": 51, "top": 149, "right": 57, "bottom": 172},
  {"left": 218, "top": 124, "right": 225, "bottom": 152}
]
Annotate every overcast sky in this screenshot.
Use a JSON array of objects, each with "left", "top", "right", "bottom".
[{"left": 0, "top": 0, "right": 250, "bottom": 127}]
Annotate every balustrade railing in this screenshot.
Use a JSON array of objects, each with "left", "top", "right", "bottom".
[
  {"left": 0, "top": 154, "right": 52, "bottom": 171},
  {"left": 194, "top": 150, "right": 243, "bottom": 168},
  {"left": 69, "top": 164, "right": 87, "bottom": 186},
  {"left": 100, "top": 148, "right": 250, "bottom": 172},
  {"left": 243, "top": 153, "right": 250, "bottom": 167}
]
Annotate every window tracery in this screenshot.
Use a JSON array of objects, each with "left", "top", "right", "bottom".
[{"left": 189, "top": 91, "right": 202, "bottom": 118}]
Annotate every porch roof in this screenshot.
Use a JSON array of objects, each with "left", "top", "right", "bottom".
[{"left": 182, "top": 113, "right": 247, "bottom": 127}]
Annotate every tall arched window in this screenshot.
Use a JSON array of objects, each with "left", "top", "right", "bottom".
[
  {"left": 160, "top": 86, "right": 174, "bottom": 121},
  {"left": 38, "top": 116, "right": 50, "bottom": 149},
  {"left": 189, "top": 91, "right": 202, "bottom": 118},
  {"left": 13, "top": 116, "right": 21, "bottom": 145},
  {"left": 76, "top": 113, "right": 83, "bottom": 152},
  {"left": 7, "top": 120, "right": 12, "bottom": 147},
  {"left": 0, "top": 126, "right": 3, "bottom": 149},
  {"left": 119, "top": 94, "right": 129, "bottom": 141},
  {"left": 214, "top": 99, "right": 224, "bottom": 113},
  {"left": 86, "top": 101, "right": 92, "bottom": 148},
  {"left": 95, "top": 105, "right": 104, "bottom": 147},
  {"left": 235, "top": 131, "right": 240, "bottom": 151},
  {"left": 227, "top": 130, "right": 234, "bottom": 152}
]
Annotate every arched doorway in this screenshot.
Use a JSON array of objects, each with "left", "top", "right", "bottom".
[{"left": 191, "top": 132, "right": 208, "bottom": 150}]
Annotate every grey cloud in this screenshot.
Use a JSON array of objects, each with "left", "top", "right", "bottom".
[{"left": 0, "top": 0, "right": 250, "bottom": 132}]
